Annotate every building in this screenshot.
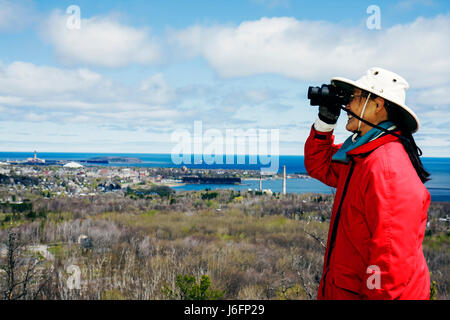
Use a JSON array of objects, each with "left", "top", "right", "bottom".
[
  {"left": 26, "top": 151, "right": 45, "bottom": 164},
  {"left": 64, "top": 162, "right": 83, "bottom": 168}
]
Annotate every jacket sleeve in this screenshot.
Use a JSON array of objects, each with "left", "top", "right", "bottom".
[
  {"left": 360, "top": 151, "right": 426, "bottom": 299},
  {"left": 304, "top": 124, "right": 344, "bottom": 188}
]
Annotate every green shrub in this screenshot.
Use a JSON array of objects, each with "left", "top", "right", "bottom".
[
  {"left": 163, "top": 274, "right": 224, "bottom": 300},
  {"left": 25, "top": 211, "right": 37, "bottom": 220},
  {"left": 201, "top": 192, "right": 218, "bottom": 200},
  {"left": 430, "top": 280, "right": 438, "bottom": 300}
]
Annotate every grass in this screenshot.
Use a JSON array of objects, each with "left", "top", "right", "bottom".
[{"left": 423, "top": 232, "right": 450, "bottom": 251}]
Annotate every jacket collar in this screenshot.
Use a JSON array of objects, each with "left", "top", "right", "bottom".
[{"left": 346, "top": 131, "right": 401, "bottom": 156}]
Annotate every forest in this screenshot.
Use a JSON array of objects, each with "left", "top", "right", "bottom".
[{"left": 0, "top": 189, "right": 448, "bottom": 300}]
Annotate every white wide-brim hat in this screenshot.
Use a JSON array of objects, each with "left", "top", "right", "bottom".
[{"left": 331, "top": 67, "right": 419, "bottom": 133}]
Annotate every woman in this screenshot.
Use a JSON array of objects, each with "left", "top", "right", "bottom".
[{"left": 304, "top": 67, "right": 431, "bottom": 300}]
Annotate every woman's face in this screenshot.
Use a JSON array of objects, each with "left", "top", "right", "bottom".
[{"left": 345, "top": 88, "right": 387, "bottom": 136}]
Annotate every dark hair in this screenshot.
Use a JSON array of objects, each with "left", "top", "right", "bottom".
[{"left": 385, "top": 102, "right": 431, "bottom": 183}]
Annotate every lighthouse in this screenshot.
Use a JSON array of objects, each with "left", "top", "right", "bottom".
[{"left": 282, "top": 165, "right": 286, "bottom": 195}]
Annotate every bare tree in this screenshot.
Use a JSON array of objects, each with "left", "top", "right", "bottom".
[{"left": 0, "top": 230, "right": 53, "bottom": 300}]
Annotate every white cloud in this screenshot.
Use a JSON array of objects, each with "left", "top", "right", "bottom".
[
  {"left": 41, "top": 10, "right": 161, "bottom": 67},
  {"left": 0, "top": 61, "right": 182, "bottom": 128},
  {"left": 0, "top": 61, "right": 109, "bottom": 97},
  {"left": 170, "top": 17, "right": 368, "bottom": 79},
  {"left": 170, "top": 15, "right": 450, "bottom": 89}
]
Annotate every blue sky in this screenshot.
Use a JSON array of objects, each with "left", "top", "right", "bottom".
[{"left": 0, "top": 0, "right": 449, "bottom": 156}]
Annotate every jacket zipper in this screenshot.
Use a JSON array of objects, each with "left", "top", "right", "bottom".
[{"left": 322, "top": 158, "right": 356, "bottom": 297}]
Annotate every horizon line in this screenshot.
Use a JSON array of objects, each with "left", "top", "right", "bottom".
[{"left": 0, "top": 151, "right": 449, "bottom": 159}]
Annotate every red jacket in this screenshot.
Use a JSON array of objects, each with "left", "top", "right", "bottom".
[{"left": 304, "top": 125, "right": 430, "bottom": 300}]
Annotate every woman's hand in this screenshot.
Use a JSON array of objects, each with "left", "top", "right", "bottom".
[{"left": 318, "top": 104, "right": 341, "bottom": 124}]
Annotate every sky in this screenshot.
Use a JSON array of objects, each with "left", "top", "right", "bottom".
[{"left": 0, "top": 0, "right": 449, "bottom": 156}]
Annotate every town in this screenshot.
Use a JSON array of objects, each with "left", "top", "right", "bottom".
[{"left": 0, "top": 159, "right": 311, "bottom": 203}]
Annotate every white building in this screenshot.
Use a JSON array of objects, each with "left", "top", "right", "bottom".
[{"left": 64, "top": 162, "right": 83, "bottom": 169}]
